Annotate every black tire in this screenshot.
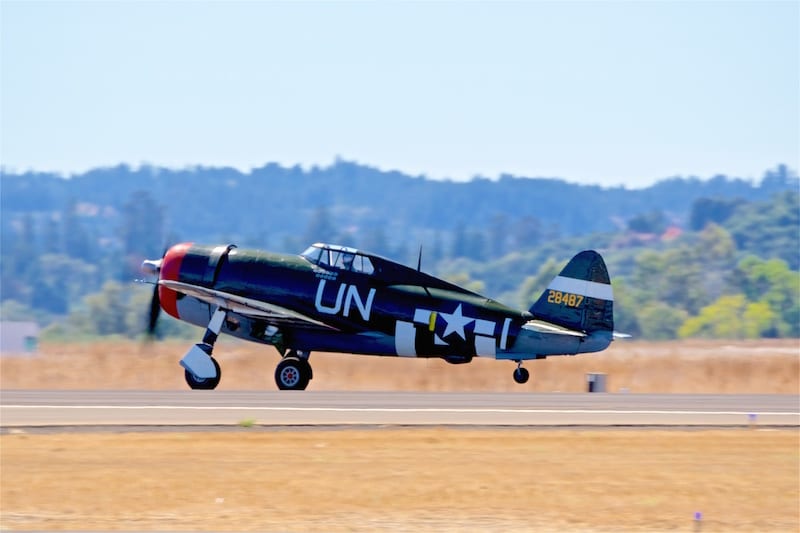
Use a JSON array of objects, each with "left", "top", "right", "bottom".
[
  {"left": 275, "top": 356, "right": 311, "bottom": 390},
  {"left": 185, "top": 357, "right": 221, "bottom": 390},
  {"left": 513, "top": 367, "right": 530, "bottom": 384}
]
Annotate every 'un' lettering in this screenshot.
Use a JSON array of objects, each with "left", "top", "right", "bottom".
[{"left": 315, "top": 280, "right": 376, "bottom": 321}]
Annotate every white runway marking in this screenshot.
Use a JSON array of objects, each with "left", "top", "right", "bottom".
[
  {"left": 3, "top": 393, "right": 797, "bottom": 427},
  {"left": 4, "top": 405, "right": 797, "bottom": 416}
]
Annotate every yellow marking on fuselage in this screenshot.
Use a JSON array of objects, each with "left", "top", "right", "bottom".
[{"left": 429, "top": 311, "right": 437, "bottom": 331}]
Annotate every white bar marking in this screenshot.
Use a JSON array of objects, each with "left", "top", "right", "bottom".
[
  {"left": 413, "top": 309, "right": 432, "bottom": 324},
  {"left": 548, "top": 276, "right": 613, "bottom": 301},
  {"left": 474, "top": 319, "right": 495, "bottom": 336},
  {"left": 394, "top": 321, "right": 417, "bottom": 357},
  {"left": 475, "top": 336, "right": 497, "bottom": 358},
  {"left": 500, "top": 318, "right": 511, "bottom": 350}
]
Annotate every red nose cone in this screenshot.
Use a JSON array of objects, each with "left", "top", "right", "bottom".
[{"left": 159, "top": 242, "right": 192, "bottom": 319}]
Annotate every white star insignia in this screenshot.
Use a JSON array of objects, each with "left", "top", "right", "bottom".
[{"left": 439, "top": 304, "right": 474, "bottom": 340}]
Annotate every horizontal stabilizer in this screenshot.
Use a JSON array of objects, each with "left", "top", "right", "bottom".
[{"left": 523, "top": 320, "right": 587, "bottom": 337}]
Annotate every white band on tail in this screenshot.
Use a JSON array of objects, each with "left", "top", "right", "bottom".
[{"left": 548, "top": 276, "right": 613, "bottom": 301}]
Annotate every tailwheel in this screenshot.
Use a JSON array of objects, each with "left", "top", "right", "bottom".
[
  {"left": 275, "top": 356, "right": 312, "bottom": 390},
  {"left": 513, "top": 364, "right": 530, "bottom": 384},
  {"left": 186, "top": 357, "right": 221, "bottom": 390}
]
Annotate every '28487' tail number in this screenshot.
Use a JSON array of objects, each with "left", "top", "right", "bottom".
[{"left": 547, "top": 290, "right": 584, "bottom": 308}]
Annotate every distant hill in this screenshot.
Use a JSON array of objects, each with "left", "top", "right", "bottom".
[{"left": 1, "top": 161, "right": 795, "bottom": 257}]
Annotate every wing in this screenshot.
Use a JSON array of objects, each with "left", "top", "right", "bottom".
[{"left": 159, "top": 280, "right": 338, "bottom": 330}]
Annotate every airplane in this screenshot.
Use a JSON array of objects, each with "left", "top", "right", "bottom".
[{"left": 141, "top": 242, "right": 620, "bottom": 390}]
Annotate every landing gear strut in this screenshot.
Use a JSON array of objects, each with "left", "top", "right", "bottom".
[
  {"left": 181, "top": 307, "right": 226, "bottom": 390},
  {"left": 275, "top": 350, "right": 313, "bottom": 390},
  {"left": 513, "top": 361, "right": 530, "bottom": 384}
]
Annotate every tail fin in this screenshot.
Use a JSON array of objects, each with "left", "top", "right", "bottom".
[{"left": 529, "top": 250, "right": 614, "bottom": 333}]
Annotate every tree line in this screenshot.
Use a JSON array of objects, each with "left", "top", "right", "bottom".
[{"left": 0, "top": 163, "right": 797, "bottom": 341}]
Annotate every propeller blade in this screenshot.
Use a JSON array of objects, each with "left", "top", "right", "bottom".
[
  {"left": 147, "top": 281, "right": 161, "bottom": 336},
  {"left": 144, "top": 247, "right": 168, "bottom": 337}
]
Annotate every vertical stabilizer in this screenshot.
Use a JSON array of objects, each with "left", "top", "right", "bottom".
[{"left": 529, "top": 250, "right": 614, "bottom": 333}]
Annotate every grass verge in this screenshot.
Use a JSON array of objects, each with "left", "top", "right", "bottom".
[{"left": 1, "top": 428, "right": 798, "bottom": 531}]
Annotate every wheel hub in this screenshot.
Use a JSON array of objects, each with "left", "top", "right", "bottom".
[{"left": 280, "top": 366, "right": 300, "bottom": 387}]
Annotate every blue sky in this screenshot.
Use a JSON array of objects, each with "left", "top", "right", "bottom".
[{"left": 1, "top": 1, "right": 797, "bottom": 187}]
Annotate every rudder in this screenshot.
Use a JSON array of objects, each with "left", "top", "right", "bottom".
[{"left": 529, "top": 250, "right": 614, "bottom": 333}]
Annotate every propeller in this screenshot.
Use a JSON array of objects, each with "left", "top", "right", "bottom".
[
  {"left": 141, "top": 252, "right": 165, "bottom": 338},
  {"left": 147, "top": 281, "right": 160, "bottom": 336}
]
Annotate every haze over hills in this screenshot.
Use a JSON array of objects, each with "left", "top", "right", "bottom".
[{"left": 1, "top": 160, "right": 796, "bottom": 254}]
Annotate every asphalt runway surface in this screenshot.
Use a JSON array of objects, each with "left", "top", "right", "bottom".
[{"left": 1, "top": 391, "right": 798, "bottom": 429}]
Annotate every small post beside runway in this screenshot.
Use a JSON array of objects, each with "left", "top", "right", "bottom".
[{"left": 586, "top": 373, "right": 607, "bottom": 393}]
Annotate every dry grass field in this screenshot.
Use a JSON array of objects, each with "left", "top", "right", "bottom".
[
  {"left": 1, "top": 429, "right": 798, "bottom": 532},
  {"left": 2, "top": 339, "right": 798, "bottom": 531},
  {"left": 1, "top": 338, "right": 797, "bottom": 393}
]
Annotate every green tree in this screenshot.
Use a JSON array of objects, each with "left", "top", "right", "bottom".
[
  {"left": 362, "top": 222, "right": 389, "bottom": 256},
  {"left": 0, "top": 300, "right": 38, "bottom": 321},
  {"left": 611, "top": 280, "right": 641, "bottom": 337},
  {"left": 678, "top": 294, "right": 776, "bottom": 339},
  {"left": 632, "top": 247, "right": 707, "bottom": 315},
  {"left": 627, "top": 210, "right": 667, "bottom": 234},
  {"left": 638, "top": 302, "right": 688, "bottom": 340},
  {"left": 42, "top": 216, "right": 61, "bottom": 254},
  {"left": 1, "top": 215, "right": 37, "bottom": 304},
  {"left": 303, "top": 206, "right": 336, "bottom": 244},
  {"left": 513, "top": 215, "right": 542, "bottom": 249},
  {"left": 692, "top": 224, "right": 736, "bottom": 301},
  {"left": 688, "top": 197, "right": 743, "bottom": 230},
  {"left": 742, "top": 301, "right": 778, "bottom": 339},
  {"left": 488, "top": 214, "right": 509, "bottom": 257},
  {"left": 83, "top": 282, "right": 129, "bottom": 336},
  {"left": 10, "top": 214, "right": 37, "bottom": 277},
  {"left": 451, "top": 221, "right": 467, "bottom": 259},
  {"left": 62, "top": 199, "right": 92, "bottom": 260},
  {"left": 36, "top": 254, "right": 99, "bottom": 313},
  {"left": 725, "top": 191, "right": 800, "bottom": 269},
  {"left": 119, "top": 191, "right": 165, "bottom": 258},
  {"left": 464, "top": 229, "right": 487, "bottom": 261},
  {"left": 694, "top": 223, "right": 736, "bottom": 262},
  {"left": 517, "top": 258, "right": 564, "bottom": 309},
  {"left": 731, "top": 256, "right": 800, "bottom": 336},
  {"left": 428, "top": 231, "right": 444, "bottom": 265}
]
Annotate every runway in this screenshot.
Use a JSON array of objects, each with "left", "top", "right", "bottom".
[{"left": 1, "top": 391, "right": 798, "bottom": 428}]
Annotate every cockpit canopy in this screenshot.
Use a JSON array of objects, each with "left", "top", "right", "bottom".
[{"left": 300, "top": 243, "right": 375, "bottom": 274}]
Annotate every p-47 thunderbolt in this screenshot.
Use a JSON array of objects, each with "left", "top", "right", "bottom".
[{"left": 142, "top": 243, "right": 620, "bottom": 390}]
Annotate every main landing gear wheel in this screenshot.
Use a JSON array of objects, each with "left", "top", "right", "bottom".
[
  {"left": 275, "top": 356, "right": 312, "bottom": 390},
  {"left": 513, "top": 366, "right": 530, "bottom": 384},
  {"left": 185, "top": 357, "right": 221, "bottom": 390}
]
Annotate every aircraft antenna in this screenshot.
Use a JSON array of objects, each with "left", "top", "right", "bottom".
[{"left": 417, "top": 245, "right": 423, "bottom": 272}]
